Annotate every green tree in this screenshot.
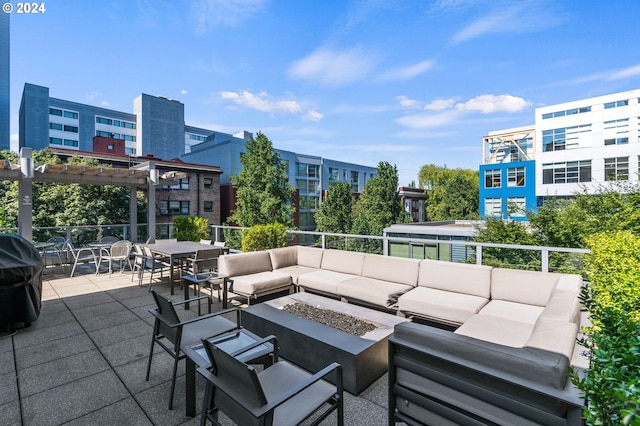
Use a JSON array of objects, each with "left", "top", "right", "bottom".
[
  {"left": 418, "top": 164, "right": 479, "bottom": 220},
  {"left": 314, "top": 181, "right": 354, "bottom": 233},
  {"left": 472, "top": 218, "right": 540, "bottom": 269},
  {"left": 228, "top": 132, "right": 294, "bottom": 228},
  {"left": 352, "top": 162, "right": 411, "bottom": 239}
]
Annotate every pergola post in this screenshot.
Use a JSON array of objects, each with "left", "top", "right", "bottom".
[
  {"left": 18, "top": 148, "right": 34, "bottom": 242},
  {"left": 130, "top": 186, "right": 138, "bottom": 242},
  {"left": 147, "top": 161, "right": 157, "bottom": 243}
]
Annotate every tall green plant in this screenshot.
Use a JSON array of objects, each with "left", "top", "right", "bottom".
[
  {"left": 173, "top": 216, "right": 209, "bottom": 241},
  {"left": 241, "top": 223, "right": 288, "bottom": 252}
]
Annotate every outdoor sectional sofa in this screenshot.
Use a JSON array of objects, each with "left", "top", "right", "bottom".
[{"left": 217, "top": 245, "right": 586, "bottom": 424}]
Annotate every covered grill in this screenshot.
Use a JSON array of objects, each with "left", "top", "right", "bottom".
[{"left": 0, "top": 235, "right": 44, "bottom": 334}]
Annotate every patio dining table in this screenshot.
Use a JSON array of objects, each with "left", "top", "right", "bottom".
[{"left": 140, "top": 241, "right": 216, "bottom": 295}]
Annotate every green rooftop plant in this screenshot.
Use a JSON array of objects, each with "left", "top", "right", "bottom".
[
  {"left": 173, "top": 216, "right": 209, "bottom": 242},
  {"left": 241, "top": 223, "right": 288, "bottom": 252}
]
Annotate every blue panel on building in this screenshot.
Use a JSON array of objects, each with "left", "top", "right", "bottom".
[{"left": 479, "top": 160, "right": 536, "bottom": 221}]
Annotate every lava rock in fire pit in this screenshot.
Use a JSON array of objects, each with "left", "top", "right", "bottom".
[{"left": 282, "top": 303, "right": 377, "bottom": 336}]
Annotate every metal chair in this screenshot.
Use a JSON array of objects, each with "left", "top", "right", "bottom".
[
  {"left": 146, "top": 290, "right": 240, "bottom": 410},
  {"left": 41, "top": 236, "right": 67, "bottom": 271},
  {"left": 199, "top": 335, "right": 344, "bottom": 426},
  {"left": 200, "top": 239, "right": 212, "bottom": 245},
  {"left": 139, "top": 246, "right": 173, "bottom": 291},
  {"left": 66, "top": 241, "right": 98, "bottom": 277},
  {"left": 98, "top": 240, "right": 132, "bottom": 276},
  {"left": 99, "top": 236, "right": 119, "bottom": 244},
  {"left": 184, "top": 248, "right": 223, "bottom": 301}
]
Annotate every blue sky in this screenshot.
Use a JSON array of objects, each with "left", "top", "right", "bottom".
[{"left": 8, "top": 0, "right": 640, "bottom": 185}]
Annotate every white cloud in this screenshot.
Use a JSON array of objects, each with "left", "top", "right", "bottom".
[
  {"left": 395, "top": 109, "right": 462, "bottom": 129},
  {"left": 219, "top": 90, "right": 302, "bottom": 115},
  {"left": 100, "top": 101, "right": 111, "bottom": 107},
  {"left": 424, "top": 98, "right": 457, "bottom": 111},
  {"left": 379, "top": 60, "right": 434, "bottom": 81},
  {"left": 181, "top": 89, "right": 188, "bottom": 95},
  {"left": 85, "top": 91, "right": 102, "bottom": 101},
  {"left": 191, "top": 0, "right": 267, "bottom": 32},
  {"left": 302, "top": 110, "right": 324, "bottom": 122},
  {"left": 607, "top": 64, "right": 640, "bottom": 80},
  {"left": 455, "top": 94, "right": 529, "bottom": 113},
  {"left": 395, "top": 95, "right": 422, "bottom": 109},
  {"left": 288, "top": 46, "right": 378, "bottom": 87}
]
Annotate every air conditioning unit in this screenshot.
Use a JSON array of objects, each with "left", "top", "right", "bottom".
[{"left": 160, "top": 209, "right": 168, "bottom": 215}]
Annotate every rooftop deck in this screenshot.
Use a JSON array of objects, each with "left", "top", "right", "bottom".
[{"left": 1, "top": 265, "right": 389, "bottom": 425}]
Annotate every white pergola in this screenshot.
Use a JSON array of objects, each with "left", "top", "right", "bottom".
[{"left": 0, "top": 147, "right": 174, "bottom": 243}]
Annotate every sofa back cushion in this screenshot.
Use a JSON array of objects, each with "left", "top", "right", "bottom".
[
  {"left": 268, "top": 246, "right": 298, "bottom": 269},
  {"left": 491, "top": 268, "right": 559, "bottom": 306},
  {"left": 362, "top": 254, "right": 421, "bottom": 286},
  {"left": 218, "top": 251, "right": 273, "bottom": 277},
  {"left": 418, "top": 259, "right": 492, "bottom": 298},
  {"left": 297, "top": 246, "right": 324, "bottom": 269},
  {"left": 321, "top": 249, "right": 365, "bottom": 275}
]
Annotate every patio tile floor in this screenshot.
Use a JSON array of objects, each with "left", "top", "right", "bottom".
[{"left": 1, "top": 264, "right": 391, "bottom": 425}]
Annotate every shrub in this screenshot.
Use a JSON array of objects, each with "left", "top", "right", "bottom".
[
  {"left": 241, "top": 223, "right": 288, "bottom": 252},
  {"left": 173, "top": 216, "right": 209, "bottom": 242},
  {"left": 572, "top": 231, "right": 640, "bottom": 425}
]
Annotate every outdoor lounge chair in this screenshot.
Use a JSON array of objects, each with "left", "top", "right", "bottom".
[
  {"left": 66, "top": 241, "right": 98, "bottom": 278},
  {"left": 98, "top": 240, "right": 132, "bottom": 277},
  {"left": 146, "top": 290, "right": 239, "bottom": 410},
  {"left": 199, "top": 335, "right": 343, "bottom": 426}
]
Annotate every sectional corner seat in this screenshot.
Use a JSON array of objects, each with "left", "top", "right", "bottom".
[{"left": 217, "top": 245, "right": 586, "bottom": 422}]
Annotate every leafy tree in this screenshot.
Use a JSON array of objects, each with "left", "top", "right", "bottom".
[
  {"left": 352, "top": 161, "right": 411, "bottom": 240},
  {"left": 472, "top": 218, "right": 540, "bottom": 269},
  {"left": 228, "top": 132, "right": 294, "bottom": 228},
  {"left": 241, "top": 223, "right": 288, "bottom": 252},
  {"left": 417, "top": 164, "right": 479, "bottom": 220},
  {"left": 314, "top": 181, "right": 354, "bottom": 234},
  {"left": 173, "top": 216, "right": 209, "bottom": 241}
]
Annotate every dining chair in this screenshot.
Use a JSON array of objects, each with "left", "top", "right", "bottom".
[
  {"left": 184, "top": 247, "right": 223, "bottom": 301},
  {"left": 41, "top": 236, "right": 67, "bottom": 271},
  {"left": 99, "top": 240, "right": 132, "bottom": 277},
  {"left": 99, "top": 235, "right": 119, "bottom": 244},
  {"left": 66, "top": 241, "right": 98, "bottom": 277},
  {"left": 146, "top": 290, "right": 240, "bottom": 410},
  {"left": 140, "top": 245, "right": 172, "bottom": 291},
  {"left": 200, "top": 239, "right": 212, "bottom": 245},
  {"left": 199, "top": 335, "right": 344, "bottom": 426}
]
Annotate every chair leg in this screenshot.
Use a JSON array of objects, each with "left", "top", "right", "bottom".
[
  {"left": 145, "top": 336, "right": 155, "bottom": 381},
  {"left": 168, "top": 354, "right": 179, "bottom": 410}
]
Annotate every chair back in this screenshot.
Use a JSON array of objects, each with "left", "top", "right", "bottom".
[
  {"left": 193, "top": 248, "right": 221, "bottom": 273},
  {"left": 151, "top": 290, "right": 182, "bottom": 345},
  {"left": 202, "top": 337, "right": 268, "bottom": 424},
  {"left": 110, "top": 241, "right": 132, "bottom": 258},
  {"left": 213, "top": 241, "right": 226, "bottom": 248},
  {"left": 200, "top": 239, "right": 212, "bottom": 245}
]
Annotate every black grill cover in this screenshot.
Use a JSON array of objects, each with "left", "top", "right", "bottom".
[{"left": 0, "top": 234, "right": 44, "bottom": 326}]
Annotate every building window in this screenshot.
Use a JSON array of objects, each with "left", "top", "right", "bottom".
[
  {"left": 484, "top": 198, "right": 502, "bottom": 218},
  {"left": 203, "top": 201, "right": 213, "bottom": 212},
  {"left": 507, "top": 167, "right": 525, "bottom": 187},
  {"left": 541, "top": 106, "right": 591, "bottom": 119},
  {"left": 63, "top": 111, "right": 78, "bottom": 119},
  {"left": 96, "top": 117, "right": 112, "bottom": 125},
  {"left": 542, "top": 160, "right": 592, "bottom": 184},
  {"left": 96, "top": 131, "right": 110, "bottom": 137},
  {"left": 49, "top": 137, "right": 62, "bottom": 145},
  {"left": 604, "top": 137, "right": 629, "bottom": 145},
  {"left": 49, "top": 123, "right": 63, "bottom": 130},
  {"left": 203, "top": 178, "right": 213, "bottom": 189},
  {"left": 125, "top": 147, "right": 136, "bottom": 155},
  {"left": 49, "top": 108, "right": 62, "bottom": 116},
  {"left": 63, "top": 125, "right": 78, "bottom": 133},
  {"left": 328, "top": 167, "right": 338, "bottom": 182},
  {"left": 63, "top": 139, "right": 78, "bottom": 147},
  {"left": 484, "top": 169, "right": 501, "bottom": 188},
  {"left": 604, "top": 157, "right": 629, "bottom": 181},
  {"left": 507, "top": 197, "right": 526, "bottom": 217},
  {"left": 168, "top": 200, "right": 189, "bottom": 214},
  {"left": 123, "top": 135, "right": 136, "bottom": 142},
  {"left": 604, "top": 100, "right": 629, "bottom": 109},
  {"left": 350, "top": 171, "right": 359, "bottom": 192},
  {"left": 164, "top": 178, "right": 189, "bottom": 190},
  {"left": 542, "top": 125, "right": 591, "bottom": 152}
]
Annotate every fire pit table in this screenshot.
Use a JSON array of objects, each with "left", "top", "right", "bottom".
[{"left": 242, "top": 292, "right": 408, "bottom": 394}]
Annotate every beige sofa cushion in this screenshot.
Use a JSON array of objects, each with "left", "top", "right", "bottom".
[
  {"left": 455, "top": 314, "right": 535, "bottom": 348},
  {"left": 297, "top": 246, "right": 324, "bottom": 268},
  {"left": 336, "top": 277, "right": 414, "bottom": 308},
  {"left": 418, "top": 260, "right": 492, "bottom": 298},
  {"left": 320, "top": 249, "right": 365, "bottom": 276},
  {"left": 229, "top": 271, "right": 292, "bottom": 297},
  {"left": 538, "top": 290, "right": 581, "bottom": 324},
  {"left": 490, "top": 268, "right": 559, "bottom": 306},
  {"left": 268, "top": 246, "right": 298, "bottom": 269},
  {"left": 397, "top": 286, "right": 489, "bottom": 326},
  {"left": 525, "top": 318, "right": 578, "bottom": 361},
  {"left": 218, "top": 251, "right": 272, "bottom": 277},
  {"left": 478, "top": 300, "right": 545, "bottom": 324},
  {"left": 275, "top": 265, "right": 319, "bottom": 284},
  {"left": 297, "top": 269, "right": 355, "bottom": 296},
  {"left": 361, "top": 255, "right": 421, "bottom": 287}
]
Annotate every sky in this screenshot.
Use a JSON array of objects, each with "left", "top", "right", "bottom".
[{"left": 7, "top": 0, "right": 640, "bottom": 185}]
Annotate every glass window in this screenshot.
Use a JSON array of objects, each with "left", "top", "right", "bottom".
[
  {"left": 123, "top": 135, "right": 136, "bottom": 141},
  {"left": 113, "top": 120, "right": 120, "bottom": 127},
  {"left": 203, "top": 201, "right": 213, "bottom": 212},
  {"left": 168, "top": 201, "right": 189, "bottom": 214},
  {"left": 542, "top": 161, "right": 591, "bottom": 184},
  {"left": 507, "top": 167, "right": 525, "bottom": 187},
  {"left": 49, "top": 123, "right": 62, "bottom": 130},
  {"left": 63, "top": 139, "right": 78, "bottom": 147},
  {"left": 49, "top": 137, "right": 62, "bottom": 145},
  {"left": 328, "top": 167, "right": 338, "bottom": 182},
  {"left": 203, "top": 178, "right": 213, "bottom": 189},
  {"left": 125, "top": 147, "right": 136, "bottom": 155},
  {"left": 296, "top": 179, "right": 308, "bottom": 193},
  {"left": 96, "top": 130, "right": 110, "bottom": 137},
  {"left": 96, "top": 117, "right": 112, "bottom": 125},
  {"left": 507, "top": 197, "right": 526, "bottom": 217},
  {"left": 64, "top": 125, "right": 78, "bottom": 133},
  {"left": 484, "top": 198, "right": 502, "bottom": 217},
  {"left": 296, "top": 163, "right": 307, "bottom": 177},
  {"left": 123, "top": 121, "right": 136, "bottom": 129},
  {"left": 604, "top": 157, "right": 629, "bottom": 181},
  {"left": 484, "top": 169, "right": 501, "bottom": 188},
  {"left": 542, "top": 112, "right": 553, "bottom": 119},
  {"left": 63, "top": 111, "right": 78, "bottom": 119},
  {"left": 49, "top": 108, "right": 62, "bottom": 116}
]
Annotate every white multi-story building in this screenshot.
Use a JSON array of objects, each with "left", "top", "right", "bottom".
[{"left": 536, "top": 89, "right": 640, "bottom": 201}]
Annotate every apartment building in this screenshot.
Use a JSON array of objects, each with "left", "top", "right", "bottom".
[{"left": 480, "top": 89, "right": 640, "bottom": 219}]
